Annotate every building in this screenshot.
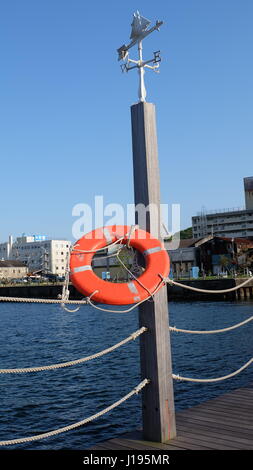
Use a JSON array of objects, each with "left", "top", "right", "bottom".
[
  {"left": 167, "top": 235, "right": 253, "bottom": 278},
  {"left": 0, "top": 235, "right": 71, "bottom": 276},
  {"left": 195, "top": 235, "right": 253, "bottom": 275},
  {"left": 0, "top": 260, "right": 28, "bottom": 280},
  {"left": 165, "top": 238, "right": 199, "bottom": 278},
  {"left": 192, "top": 177, "right": 253, "bottom": 239}
]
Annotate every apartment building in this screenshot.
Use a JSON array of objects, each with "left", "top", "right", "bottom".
[
  {"left": 0, "top": 235, "right": 71, "bottom": 275},
  {"left": 192, "top": 177, "right": 253, "bottom": 239}
]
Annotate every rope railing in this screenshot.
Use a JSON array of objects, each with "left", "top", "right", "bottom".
[
  {"left": 1, "top": 275, "right": 252, "bottom": 306},
  {"left": 0, "top": 327, "right": 147, "bottom": 374},
  {"left": 0, "top": 379, "right": 149, "bottom": 446},
  {"left": 166, "top": 276, "right": 253, "bottom": 294},
  {"left": 86, "top": 279, "right": 164, "bottom": 314},
  {"left": 0, "top": 296, "right": 88, "bottom": 305},
  {"left": 169, "top": 315, "right": 253, "bottom": 334},
  {"left": 172, "top": 358, "right": 253, "bottom": 383}
]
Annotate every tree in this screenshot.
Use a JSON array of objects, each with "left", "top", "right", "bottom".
[
  {"left": 219, "top": 255, "right": 231, "bottom": 273},
  {"left": 179, "top": 227, "right": 193, "bottom": 239},
  {"left": 164, "top": 227, "right": 193, "bottom": 241}
]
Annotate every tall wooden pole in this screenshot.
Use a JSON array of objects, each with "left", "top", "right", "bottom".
[{"left": 131, "top": 101, "right": 176, "bottom": 442}]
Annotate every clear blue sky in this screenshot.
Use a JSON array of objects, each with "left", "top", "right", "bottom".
[{"left": 0, "top": 0, "right": 252, "bottom": 242}]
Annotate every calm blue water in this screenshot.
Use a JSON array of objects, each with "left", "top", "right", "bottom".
[{"left": 0, "top": 300, "right": 252, "bottom": 450}]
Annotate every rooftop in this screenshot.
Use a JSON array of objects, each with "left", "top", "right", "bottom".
[
  {"left": 194, "top": 207, "right": 246, "bottom": 217},
  {"left": 0, "top": 260, "right": 27, "bottom": 268}
]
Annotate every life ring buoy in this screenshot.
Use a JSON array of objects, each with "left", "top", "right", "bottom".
[{"left": 70, "top": 225, "right": 170, "bottom": 305}]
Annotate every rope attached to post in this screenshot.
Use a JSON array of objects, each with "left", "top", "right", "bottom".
[
  {"left": 0, "top": 327, "right": 147, "bottom": 374},
  {"left": 166, "top": 276, "right": 253, "bottom": 294},
  {"left": 172, "top": 358, "right": 253, "bottom": 383},
  {"left": 169, "top": 315, "right": 253, "bottom": 334},
  {"left": 0, "top": 379, "right": 149, "bottom": 446}
]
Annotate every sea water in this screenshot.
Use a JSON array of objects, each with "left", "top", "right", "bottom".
[{"left": 0, "top": 300, "right": 252, "bottom": 449}]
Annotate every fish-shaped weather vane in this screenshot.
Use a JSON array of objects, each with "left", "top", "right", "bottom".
[{"left": 117, "top": 11, "right": 163, "bottom": 102}]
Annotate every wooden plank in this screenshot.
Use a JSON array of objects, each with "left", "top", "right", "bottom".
[
  {"left": 206, "top": 397, "right": 253, "bottom": 408},
  {"left": 131, "top": 101, "right": 176, "bottom": 442},
  {"left": 177, "top": 425, "right": 252, "bottom": 449},
  {"left": 176, "top": 415, "right": 253, "bottom": 439},
  {"left": 204, "top": 389, "right": 253, "bottom": 400},
  {"left": 119, "top": 440, "right": 185, "bottom": 451},
  {"left": 111, "top": 438, "right": 183, "bottom": 451},
  {"left": 89, "top": 385, "right": 253, "bottom": 451},
  {"left": 116, "top": 437, "right": 187, "bottom": 451},
  {"left": 176, "top": 415, "right": 253, "bottom": 438},
  {"left": 89, "top": 444, "right": 115, "bottom": 450},
  {"left": 195, "top": 402, "right": 253, "bottom": 416},
  {"left": 113, "top": 437, "right": 209, "bottom": 451},
  {"left": 90, "top": 440, "right": 137, "bottom": 451},
  {"left": 179, "top": 409, "right": 252, "bottom": 428},
  {"left": 210, "top": 393, "right": 253, "bottom": 403},
  {"left": 202, "top": 394, "right": 253, "bottom": 406},
  {"left": 106, "top": 431, "right": 185, "bottom": 451},
  {"left": 199, "top": 401, "right": 252, "bottom": 412},
  {"left": 179, "top": 398, "right": 253, "bottom": 422},
  {"left": 105, "top": 438, "right": 166, "bottom": 451},
  {"left": 161, "top": 439, "right": 211, "bottom": 450},
  {"left": 173, "top": 435, "right": 234, "bottom": 450}
]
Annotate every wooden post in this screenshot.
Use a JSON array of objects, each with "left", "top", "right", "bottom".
[{"left": 131, "top": 101, "right": 176, "bottom": 442}]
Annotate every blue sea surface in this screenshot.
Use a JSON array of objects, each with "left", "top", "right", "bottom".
[{"left": 0, "top": 300, "right": 252, "bottom": 449}]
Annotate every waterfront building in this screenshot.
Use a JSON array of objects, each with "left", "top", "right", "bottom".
[
  {"left": 0, "top": 260, "right": 28, "bottom": 280},
  {"left": 0, "top": 235, "right": 71, "bottom": 276},
  {"left": 165, "top": 238, "right": 199, "bottom": 278},
  {"left": 167, "top": 235, "right": 253, "bottom": 277},
  {"left": 192, "top": 177, "right": 253, "bottom": 239}
]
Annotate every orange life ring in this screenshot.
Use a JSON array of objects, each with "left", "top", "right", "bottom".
[{"left": 70, "top": 225, "right": 170, "bottom": 305}]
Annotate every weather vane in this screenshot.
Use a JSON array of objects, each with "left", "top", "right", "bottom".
[{"left": 117, "top": 11, "right": 163, "bottom": 102}]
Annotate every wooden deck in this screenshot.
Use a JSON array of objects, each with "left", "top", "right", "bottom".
[{"left": 90, "top": 384, "right": 253, "bottom": 450}]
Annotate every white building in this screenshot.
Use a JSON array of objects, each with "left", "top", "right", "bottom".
[
  {"left": 192, "top": 177, "right": 253, "bottom": 239},
  {"left": 0, "top": 235, "right": 71, "bottom": 276}
]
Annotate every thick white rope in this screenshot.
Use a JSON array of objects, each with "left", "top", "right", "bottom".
[
  {"left": 61, "top": 246, "right": 81, "bottom": 313},
  {"left": 166, "top": 276, "right": 253, "bottom": 294},
  {"left": 169, "top": 315, "right": 253, "bottom": 334},
  {"left": 0, "top": 327, "right": 147, "bottom": 374},
  {"left": 0, "top": 296, "right": 88, "bottom": 305},
  {"left": 126, "top": 225, "right": 138, "bottom": 248},
  {"left": 73, "top": 236, "right": 125, "bottom": 254},
  {"left": 0, "top": 379, "right": 149, "bottom": 446},
  {"left": 172, "top": 358, "right": 253, "bottom": 383},
  {"left": 86, "top": 278, "right": 164, "bottom": 314}
]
